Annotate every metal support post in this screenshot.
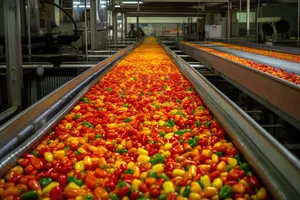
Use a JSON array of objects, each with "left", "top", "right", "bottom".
[
  {"left": 26, "top": 0, "right": 31, "bottom": 62},
  {"left": 125, "top": 14, "right": 127, "bottom": 38},
  {"left": 297, "top": 0, "right": 300, "bottom": 47},
  {"left": 136, "top": 17, "right": 139, "bottom": 38},
  {"left": 136, "top": 1, "right": 140, "bottom": 38},
  {"left": 1, "top": 0, "right": 23, "bottom": 121},
  {"left": 121, "top": 13, "right": 124, "bottom": 40},
  {"left": 227, "top": 0, "right": 231, "bottom": 40},
  {"left": 90, "top": 0, "right": 96, "bottom": 50},
  {"left": 256, "top": 0, "right": 260, "bottom": 43},
  {"left": 247, "top": 0, "right": 250, "bottom": 36},
  {"left": 112, "top": 11, "right": 117, "bottom": 43},
  {"left": 84, "top": 0, "right": 88, "bottom": 59}
]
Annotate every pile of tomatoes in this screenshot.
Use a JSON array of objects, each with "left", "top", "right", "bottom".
[
  {"left": 210, "top": 42, "right": 300, "bottom": 63},
  {"left": 186, "top": 42, "right": 300, "bottom": 85},
  {"left": 0, "top": 38, "right": 269, "bottom": 200}
]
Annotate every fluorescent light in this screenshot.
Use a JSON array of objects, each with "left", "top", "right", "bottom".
[
  {"left": 73, "top": 1, "right": 80, "bottom": 5},
  {"left": 122, "top": 1, "right": 143, "bottom": 4},
  {"left": 79, "top": 5, "right": 90, "bottom": 8},
  {"left": 115, "top": 5, "right": 121, "bottom": 7}
]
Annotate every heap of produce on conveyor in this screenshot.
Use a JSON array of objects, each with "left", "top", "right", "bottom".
[
  {"left": 210, "top": 42, "right": 300, "bottom": 63},
  {"left": 0, "top": 37, "right": 269, "bottom": 200},
  {"left": 185, "top": 42, "right": 300, "bottom": 85}
]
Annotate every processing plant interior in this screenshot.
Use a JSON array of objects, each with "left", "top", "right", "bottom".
[{"left": 0, "top": 0, "right": 300, "bottom": 200}]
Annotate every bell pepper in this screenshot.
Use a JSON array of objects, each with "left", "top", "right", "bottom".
[
  {"left": 187, "top": 136, "right": 199, "bottom": 148},
  {"left": 82, "top": 97, "right": 90, "bottom": 103},
  {"left": 162, "top": 181, "right": 175, "bottom": 193},
  {"left": 95, "top": 134, "right": 103, "bottom": 139},
  {"left": 82, "top": 121, "right": 94, "bottom": 129},
  {"left": 216, "top": 152, "right": 223, "bottom": 157},
  {"left": 150, "top": 153, "right": 165, "bottom": 165},
  {"left": 74, "top": 114, "right": 80, "bottom": 120},
  {"left": 74, "top": 161, "right": 85, "bottom": 172},
  {"left": 124, "top": 117, "right": 132, "bottom": 122},
  {"left": 116, "top": 185, "right": 131, "bottom": 197},
  {"left": 163, "top": 122, "right": 172, "bottom": 127},
  {"left": 84, "top": 194, "right": 95, "bottom": 200},
  {"left": 234, "top": 154, "right": 242, "bottom": 165},
  {"left": 148, "top": 171, "right": 157, "bottom": 178},
  {"left": 152, "top": 164, "right": 164, "bottom": 173},
  {"left": 31, "top": 150, "right": 39, "bottom": 157},
  {"left": 117, "top": 149, "right": 128, "bottom": 154},
  {"left": 20, "top": 190, "right": 38, "bottom": 200},
  {"left": 159, "top": 132, "right": 166, "bottom": 137},
  {"left": 246, "top": 170, "right": 254, "bottom": 176},
  {"left": 219, "top": 185, "right": 233, "bottom": 199},
  {"left": 159, "top": 173, "right": 170, "bottom": 181},
  {"left": 58, "top": 174, "right": 67, "bottom": 189},
  {"left": 67, "top": 176, "right": 83, "bottom": 186},
  {"left": 174, "top": 130, "right": 185, "bottom": 136},
  {"left": 109, "top": 193, "right": 119, "bottom": 200},
  {"left": 239, "top": 162, "right": 250, "bottom": 172},
  {"left": 182, "top": 186, "right": 191, "bottom": 197},
  {"left": 124, "top": 168, "right": 134, "bottom": 174},
  {"left": 39, "top": 178, "right": 52, "bottom": 188},
  {"left": 49, "top": 186, "right": 63, "bottom": 200},
  {"left": 158, "top": 194, "right": 167, "bottom": 200},
  {"left": 29, "top": 157, "right": 44, "bottom": 170},
  {"left": 168, "top": 119, "right": 176, "bottom": 126},
  {"left": 44, "top": 152, "right": 53, "bottom": 163},
  {"left": 106, "top": 87, "right": 111, "bottom": 92},
  {"left": 194, "top": 121, "right": 201, "bottom": 127},
  {"left": 42, "top": 182, "right": 59, "bottom": 194}
]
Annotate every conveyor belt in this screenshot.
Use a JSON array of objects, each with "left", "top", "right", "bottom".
[
  {"left": 198, "top": 43, "right": 300, "bottom": 75},
  {"left": 178, "top": 42, "right": 300, "bottom": 130},
  {"left": 0, "top": 38, "right": 299, "bottom": 200}
]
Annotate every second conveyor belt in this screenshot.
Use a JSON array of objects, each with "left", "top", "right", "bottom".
[
  {"left": 195, "top": 43, "right": 300, "bottom": 75},
  {"left": 0, "top": 37, "right": 299, "bottom": 199},
  {"left": 178, "top": 41, "right": 300, "bottom": 130}
]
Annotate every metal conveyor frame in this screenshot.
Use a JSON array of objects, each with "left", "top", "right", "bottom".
[
  {"left": 0, "top": 40, "right": 142, "bottom": 167},
  {"left": 177, "top": 42, "right": 300, "bottom": 130},
  {"left": 159, "top": 41, "right": 300, "bottom": 200}
]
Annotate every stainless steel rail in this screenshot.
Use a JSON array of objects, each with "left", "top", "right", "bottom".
[
  {"left": 0, "top": 40, "right": 142, "bottom": 168},
  {"left": 159, "top": 41, "right": 300, "bottom": 200},
  {"left": 208, "top": 38, "right": 300, "bottom": 55},
  {"left": 177, "top": 42, "right": 300, "bottom": 130}
]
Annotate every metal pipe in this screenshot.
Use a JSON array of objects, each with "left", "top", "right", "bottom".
[
  {"left": 247, "top": 0, "right": 250, "bottom": 36},
  {"left": 26, "top": 0, "right": 31, "bottom": 62},
  {"left": 297, "top": 0, "right": 300, "bottom": 47},
  {"left": 84, "top": 0, "right": 88, "bottom": 60},
  {"left": 227, "top": 0, "right": 231, "bottom": 40},
  {"left": 256, "top": 0, "right": 260, "bottom": 43},
  {"left": 121, "top": 13, "right": 124, "bottom": 40},
  {"left": 125, "top": 14, "right": 127, "bottom": 38},
  {"left": 3, "top": 0, "right": 23, "bottom": 109},
  {"left": 112, "top": 11, "right": 117, "bottom": 43},
  {"left": 0, "top": 106, "right": 19, "bottom": 124},
  {"left": 90, "top": 0, "right": 96, "bottom": 50}
]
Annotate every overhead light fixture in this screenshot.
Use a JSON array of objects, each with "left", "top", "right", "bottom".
[
  {"left": 115, "top": 5, "right": 121, "bottom": 7},
  {"left": 73, "top": 1, "right": 81, "bottom": 5},
  {"left": 122, "top": 1, "right": 143, "bottom": 4},
  {"left": 79, "top": 5, "right": 90, "bottom": 8}
]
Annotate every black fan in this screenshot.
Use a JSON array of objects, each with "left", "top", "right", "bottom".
[
  {"left": 275, "top": 20, "right": 290, "bottom": 34},
  {"left": 262, "top": 23, "right": 274, "bottom": 36}
]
